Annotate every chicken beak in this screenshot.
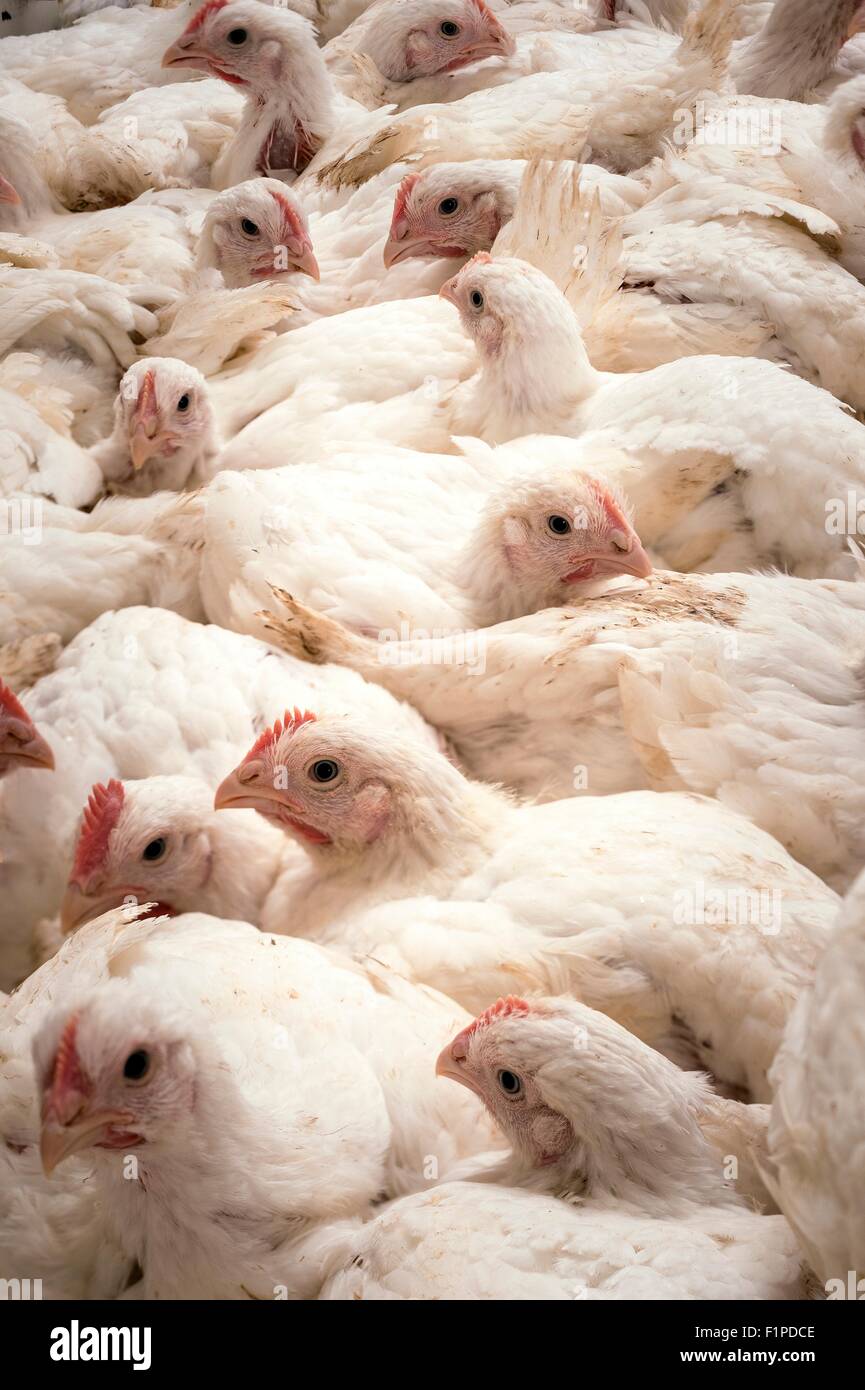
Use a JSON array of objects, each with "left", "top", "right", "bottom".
[
  {"left": 383, "top": 234, "right": 440, "bottom": 269},
  {"left": 213, "top": 769, "right": 331, "bottom": 842},
  {"left": 161, "top": 37, "right": 213, "bottom": 71},
  {"left": 570, "top": 490, "right": 655, "bottom": 584},
  {"left": 614, "top": 535, "right": 653, "bottom": 580},
  {"left": 0, "top": 174, "right": 21, "bottom": 205},
  {"left": 279, "top": 238, "right": 320, "bottom": 282},
  {"left": 438, "top": 274, "right": 462, "bottom": 308},
  {"left": 40, "top": 1108, "right": 135, "bottom": 1176},
  {"left": 293, "top": 245, "right": 320, "bottom": 281},
  {"left": 213, "top": 768, "right": 289, "bottom": 815},
  {"left": 600, "top": 529, "right": 654, "bottom": 581},
  {"left": 0, "top": 727, "right": 54, "bottom": 771},
  {"left": 475, "top": 0, "right": 516, "bottom": 57},
  {"left": 278, "top": 201, "right": 320, "bottom": 281},
  {"left": 129, "top": 432, "right": 157, "bottom": 471},
  {"left": 456, "top": 28, "right": 516, "bottom": 67},
  {"left": 258, "top": 193, "right": 321, "bottom": 281},
  {"left": 562, "top": 537, "right": 653, "bottom": 587},
  {"left": 161, "top": 35, "right": 246, "bottom": 85},
  {"left": 435, "top": 1043, "right": 482, "bottom": 1097},
  {"left": 491, "top": 22, "right": 517, "bottom": 60}
]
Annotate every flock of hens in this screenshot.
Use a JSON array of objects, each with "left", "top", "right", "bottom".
[{"left": 0, "top": 0, "right": 864, "bottom": 1305}]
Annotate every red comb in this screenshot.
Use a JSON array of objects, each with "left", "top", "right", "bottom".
[
  {"left": 588, "top": 479, "right": 630, "bottom": 532},
  {"left": 183, "top": 0, "right": 231, "bottom": 35},
  {"left": 135, "top": 367, "right": 157, "bottom": 416},
  {"left": 268, "top": 188, "right": 305, "bottom": 232},
  {"left": 242, "top": 708, "right": 317, "bottom": 763},
  {"left": 391, "top": 173, "right": 421, "bottom": 231},
  {"left": 71, "top": 780, "right": 125, "bottom": 885},
  {"left": 468, "top": 250, "right": 493, "bottom": 267},
  {"left": 46, "top": 1014, "right": 91, "bottom": 1113},
  {"left": 451, "top": 996, "right": 530, "bottom": 1060},
  {"left": 0, "top": 679, "right": 30, "bottom": 723}
]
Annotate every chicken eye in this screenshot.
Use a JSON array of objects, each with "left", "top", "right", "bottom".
[
  {"left": 438, "top": 197, "right": 459, "bottom": 216},
  {"left": 547, "top": 514, "right": 572, "bottom": 535},
  {"left": 440, "top": 20, "right": 461, "bottom": 36},
  {"left": 226, "top": 27, "right": 248, "bottom": 45},
  {"left": 309, "top": 759, "right": 340, "bottom": 784},
  {"left": 469, "top": 289, "right": 484, "bottom": 310},
  {"left": 176, "top": 394, "right": 191, "bottom": 413},
  {"left": 142, "top": 837, "right": 167, "bottom": 862},
  {"left": 240, "top": 217, "right": 260, "bottom": 236},
  {"left": 123, "top": 1050, "right": 151, "bottom": 1082},
  {"left": 497, "top": 1069, "right": 522, "bottom": 1096}
]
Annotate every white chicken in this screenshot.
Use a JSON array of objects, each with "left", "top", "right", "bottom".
[
  {"left": 319, "top": 995, "right": 811, "bottom": 1299},
  {"left": 57, "top": 772, "right": 290, "bottom": 936},
  {"left": 0, "top": 74, "right": 167, "bottom": 213},
  {"left": 0, "top": 61, "right": 241, "bottom": 205},
  {"left": 259, "top": 568, "right": 865, "bottom": 893},
  {"left": 381, "top": 157, "right": 645, "bottom": 270},
  {"left": 191, "top": 449, "right": 651, "bottom": 637},
  {"left": 90, "top": 358, "right": 221, "bottom": 495},
  {"left": 0, "top": 904, "right": 143, "bottom": 1300},
  {"left": 0, "top": 127, "right": 322, "bottom": 361},
  {"left": 28, "top": 908, "right": 499, "bottom": 1298},
  {"left": 161, "top": 2, "right": 359, "bottom": 187},
  {"left": 84, "top": 76, "right": 247, "bottom": 193},
  {"left": 381, "top": 156, "right": 786, "bottom": 370},
  {"left": 342, "top": 0, "right": 683, "bottom": 113},
  {"left": 0, "top": 111, "right": 198, "bottom": 290},
  {"left": 0, "top": 604, "right": 439, "bottom": 987},
  {"left": 439, "top": 254, "right": 865, "bottom": 579},
  {"left": 212, "top": 704, "right": 838, "bottom": 1099},
  {"left": 325, "top": 0, "right": 517, "bottom": 93},
  {"left": 322, "top": 1178, "right": 810, "bottom": 1298},
  {"left": 385, "top": 152, "right": 865, "bottom": 409},
  {"left": 318, "top": 0, "right": 738, "bottom": 185}
]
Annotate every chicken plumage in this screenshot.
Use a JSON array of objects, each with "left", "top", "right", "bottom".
[
  {"left": 2, "top": 0, "right": 862, "bottom": 1310},
  {"left": 440, "top": 254, "right": 865, "bottom": 579},
  {"left": 319, "top": 995, "right": 811, "bottom": 1299},
  {"left": 259, "top": 569, "right": 865, "bottom": 893},
  {"left": 5, "top": 904, "right": 498, "bottom": 1297},
  {"left": 212, "top": 705, "right": 838, "bottom": 1099},
  {"left": 0, "top": 605, "right": 440, "bottom": 987},
  {"left": 764, "top": 868, "right": 865, "bottom": 1290}
]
